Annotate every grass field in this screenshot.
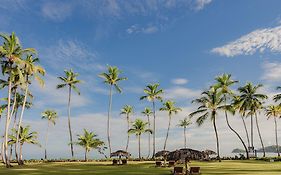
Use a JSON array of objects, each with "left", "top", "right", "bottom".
[{"left": 0, "top": 160, "right": 280, "bottom": 175}]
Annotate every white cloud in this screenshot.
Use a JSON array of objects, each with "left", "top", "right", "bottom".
[
  {"left": 212, "top": 25, "right": 281, "bottom": 57},
  {"left": 42, "top": 2, "right": 72, "bottom": 22},
  {"left": 171, "top": 78, "right": 188, "bottom": 85},
  {"left": 126, "top": 24, "right": 159, "bottom": 35},
  {"left": 165, "top": 86, "right": 201, "bottom": 100},
  {"left": 261, "top": 61, "right": 281, "bottom": 82},
  {"left": 194, "top": 0, "right": 212, "bottom": 11}
]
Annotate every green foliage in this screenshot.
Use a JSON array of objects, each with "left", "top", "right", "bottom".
[
  {"left": 41, "top": 109, "right": 58, "bottom": 125},
  {"left": 75, "top": 129, "right": 105, "bottom": 153},
  {"left": 57, "top": 69, "right": 81, "bottom": 94},
  {"left": 128, "top": 119, "right": 152, "bottom": 136}
]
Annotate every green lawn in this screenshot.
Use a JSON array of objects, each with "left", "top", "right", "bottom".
[{"left": 0, "top": 160, "right": 280, "bottom": 175}]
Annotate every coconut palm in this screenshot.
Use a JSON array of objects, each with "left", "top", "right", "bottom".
[
  {"left": 128, "top": 119, "right": 152, "bottom": 159},
  {"left": 177, "top": 117, "right": 192, "bottom": 148},
  {"left": 273, "top": 86, "right": 281, "bottom": 104},
  {"left": 160, "top": 100, "right": 182, "bottom": 150},
  {"left": 75, "top": 129, "right": 105, "bottom": 161},
  {"left": 0, "top": 32, "right": 36, "bottom": 167},
  {"left": 41, "top": 109, "right": 58, "bottom": 160},
  {"left": 214, "top": 74, "right": 249, "bottom": 159},
  {"left": 99, "top": 65, "right": 127, "bottom": 155},
  {"left": 120, "top": 105, "right": 133, "bottom": 152},
  {"left": 8, "top": 125, "right": 40, "bottom": 165},
  {"left": 189, "top": 87, "right": 224, "bottom": 161},
  {"left": 141, "top": 107, "right": 153, "bottom": 158},
  {"left": 57, "top": 69, "right": 81, "bottom": 159},
  {"left": 140, "top": 83, "right": 163, "bottom": 158},
  {"left": 265, "top": 105, "right": 281, "bottom": 157},
  {"left": 237, "top": 83, "right": 267, "bottom": 157}
]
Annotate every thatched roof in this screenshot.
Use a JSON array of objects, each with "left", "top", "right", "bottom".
[
  {"left": 110, "top": 150, "right": 130, "bottom": 158},
  {"left": 203, "top": 149, "right": 216, "bottom": 155},
  {"left": 155, "top": 150, "right": 170, "bottom": 158},
  {"left": 167, "top": 148, "right": 205, "bottom": 161}
]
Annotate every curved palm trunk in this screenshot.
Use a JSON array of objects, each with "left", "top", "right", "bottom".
[
  {"left": 184, "top": 127, "right": 187, "bottom": 148},
  {"left": 163, "top": 115, "right": 172, "bottom": 150},
  {"left": 68, "top": 86, "right": 74, "bottom": 159},
  {"left": 4, "top": 78, "right": 12, "bottom": 167},
  {"left": 213, "top": 116, "right": 221, "bottom": 162},
  {"left": 125, "top": 115, "right": 130, "bottom": 152},
  {"left": 250, "top": 115, "right": 254, "bottom": 148},
  {"left": 44, "top": 121, "right": 50, "bottom": 160},
  {"left": 225, "top": 110, "right": 249, "bottom": 159},
  {"left": 274, "top": 117, "right": 280, "bottom": 157},
  {"left": 138, "top": 135, "right": 141, "bottom": 159},
  {"left": 9, "top": 93, "right": 18, "bottom": 161},
  {"left": 152, "top": 100, "right": 156, "bottom": 159},
  {"left": 241, "top": 116, "right": 250, "bottom": 148},
  {"left": 255, "top": 113, "right": 265, "bottom": 157},
  {"left": 147, "top": 116, "right": 151, "bottom": 159},
  {"left": 9, "top": 109, "right": 18, "bottom": 161},
  {"left": 107, "top": 85, "right": 113, "bottom": 156}
]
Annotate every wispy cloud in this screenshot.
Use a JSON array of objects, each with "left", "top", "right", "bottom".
[
  {"left": 171, "top": 78, "right": 188, "bottom": 85},
  {"left": 261, "top": 61, "right": 281, "bottom": 82},
  {"left": 41, "top": 1, "right": 73, "bottom": 22},
  {"left": 165, "top": 86, "right": 201, "bottom": 100},
  {"left": 126, "top": 24, "right": 159, "bottom": 34},
  {"left": 194, "top": 0, "right": 212, "bottom": 11},
  {"left": 212, "top": 25, "right": 281, "bottom": 57}
]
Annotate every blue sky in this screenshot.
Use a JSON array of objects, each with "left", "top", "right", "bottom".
[{"left": 1, "top": 0, "right": 281, "bottom": 159}]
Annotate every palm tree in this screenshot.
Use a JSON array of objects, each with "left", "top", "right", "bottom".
[
  {"left": 237, "top": 83, "right": 268, "bottom": 157},
  {"left": 265, "top": 105, "right": 281, "bottom": 157},
  {"left": 189, "top": 87, "right": 224, "bottom": 161},
  {"left": 41, "top": 109, "right": 58, "bottom": 160},
  {"left": 120, "top": 105, "right": 133, "bottom": 152},
  {"left": 99, "top": 65, "right": 127, "bottom": 155},
  {"left": 214, "top": 74, "right": 249, "bottom": 159},
  {"left": 0, "top": 32, "right": 36, "bottom": 167},
  {"left": 160, "top": 100, "right": 182, "bottom": 150},
  {"left": 177, "top": 117, "right": 192, "bottom": 148},
  {"left": 128, "top": 119, "right": 152, "bottom": 159},
  {"left": 8, "top": 125, "right": 40, "bottom": 165},
  {"left": 57, "top": 69, "right": 81, "bottom": 159},
  {"left": 141, "top": 107, "right": 153, "bottom": 158},
  {"left": 273, "top": 86, "right": 281, "bottom": 104},
  {"left": 140, "top": 83, "right": 163, "bottom": 158},
  {"left": 75, "top": 129, "right": 105, "bottom": 161}
]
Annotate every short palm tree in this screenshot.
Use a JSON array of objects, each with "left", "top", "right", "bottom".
[
  {"left": 141, "top": 107, "right": 153, "bottom": 158},
  {"left": 177, "top": 117, "right": 192, "bottom": 148},
  {"left": 75, "top": 129, "right": 105, "bottom": 161},
  {"left": 140, "top": 83, "right": 163, "bottom": 158},
  {"left": 237, "top": 83, "right": 268, "bottom": 157},
  {"left": 120, "top": 105, "right": 133, "bottom": 152},
  {"left": 41, "top": 109, "right": 58, "bottom": 160},
  {"left": 189, "top": 87, "right": 224, "bottom": 161},
  {"left": 128, "top": 119, "right": 152, "bottom": 159},
  {"left": 57, "top": 69, "right": 81, "bottom": 159},
  {"left": 8, "top": 125, "right": 40, "bottom": 165},
  {"left": 214, "top": 74, "right": 249, "bottom": 159},
  {"left": 160, "top": 100, "right": 182, "bottom": 150},
  {"left": 265, "top": 105, "right": 281, "bottom": 157},
  {"left": 99, "top": 65, "right": 127, "bottom": 155}
]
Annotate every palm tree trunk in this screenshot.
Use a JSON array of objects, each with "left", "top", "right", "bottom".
[
  {"left": 44, "top": 121, "right": 50, "bottom": 160},
  {"left": 163, "top": 115, "right": 171, "bottom": 150},
  {"left": 251, "top": 114, "right": 254, "bottom": 148},
  {"left": 4, "top": 78, "right": 12, "bottom": 168},
  {"left": 107, "top": 85, "right": 113, "bottom": 156},
  {"left": 125, "top": 115, "right": 130, "bottom": 152},
  {"left": 241, "top": 116, "right": 250, "bottom": 148},
  {"left": 19, "top": 144, "right": 23, "bottom": 165},
  {"left": 184, "top": 127, "right": 187, "bottom": 148},
  {"left": 68, "top": 86, "right": 74, "bottom": 159},
  {"left": 274, "top": 117, "right": 280, "bottom": 157},
  {"left": 147, "top": 115, "right": 151, "bottom": 159},
  {"left": 213, "top": 115, "right": 221, "bottom": 162},
  {"left": 13, "top": 110, "right": 18, "bottom": 161},
  {"left": 9, "top": 95, "right": 18, "bottom": 162},
  {"left": 16, "top": 77, "right": 29, "bottom": 165},
  {"left": 255, "top": 113, "right": 265, "bottom": 157},
  {"left": 152, "top": 100, "right": 156, "bottom": 159},
  {"left": 85, "top": 149, "right": 88, "bottom": 162},
  {"left": 138, "top": 135, "right": 141, "bottom": 159}
]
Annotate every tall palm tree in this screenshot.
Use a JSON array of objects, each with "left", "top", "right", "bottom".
[
  {"left": 0, "top": 32, "right": 36, "bottom": 167},
  {"left": 177, "top": 117, "right": 192, "bottom": 148},
  {"left": 120, "top": 105, "right": 133, "bottom": 152},
  {"left": 41, "top": 109, "right": 58, "bottom": 160},
  {"left": 189, "top": 87, "right": 224, "bottom": 161},
  {"left": 273, "top": 86, "right": 281, "bottom": 104},
  {"left": 160, "top": 100, "right": 182, "bottom": 150},
  {"left": 214, "top": 74, "right": 249, "bottom": 159},
  {"left": 141, "top": 107, "right": 153, "bottom": 158},
  {"left": 128, "top": 119, "right": 152, "bottom": 159},
  {"left": 265, "top": 105, "right": 281, "bottom": 157},
  {"left": 75, "top": 129, "right": 105, "bottom": 161},
  {"left": 8, "top": 125, "right": 40, "bottom": 165},
  {"left": 140, "top": 83, "right": 163, "bottom": 158},
  {"left": 57, "top": 69, "right": 81, "bottom": 159},
  {"left": 237, "top": 83, "right": 267, "bottom": 157},
  {"left": 99, "top": 65, "right": 127, "bottom": 155}
]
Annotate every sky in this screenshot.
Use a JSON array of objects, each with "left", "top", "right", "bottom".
[{"left": 1, "top": 0, "right": 281, "bottom": 159}]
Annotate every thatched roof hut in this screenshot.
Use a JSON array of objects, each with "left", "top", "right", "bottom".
[{"left": 110, "top": 150, "right": 130, "bottom": 158}]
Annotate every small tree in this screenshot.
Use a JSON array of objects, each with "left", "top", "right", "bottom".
[{"left": 177, "top": 117, "right": 192, "bottom": 148}]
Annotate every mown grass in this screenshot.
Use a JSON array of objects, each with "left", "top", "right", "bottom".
[{"left": 0, "top": 160, "right": 280, "bottom": 175}]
